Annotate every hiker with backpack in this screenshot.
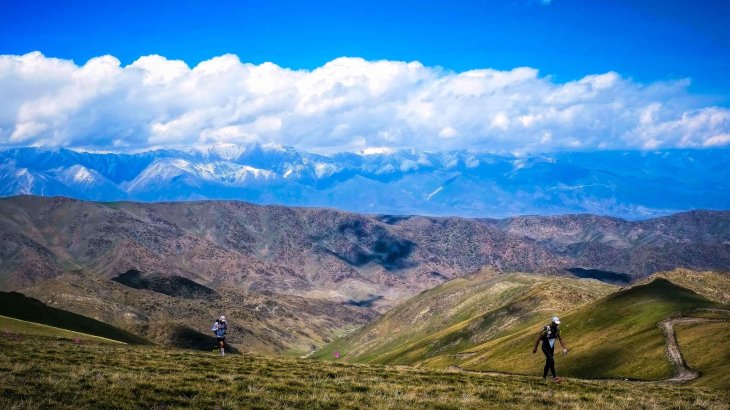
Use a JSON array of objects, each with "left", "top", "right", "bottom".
[
  {"left": 532, "top": 316, "right": 567, "bottom": 382},
  {"left": 212, "top": 315, "right": 228, "bottom": 356}
]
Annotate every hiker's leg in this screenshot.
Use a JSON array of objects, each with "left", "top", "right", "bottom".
[
  {"left": 543, "top": 347, "right": 555, "bottom": 378},
  {"left": 542, "top": 348, "right": 551, "bottom": 378},
  {"left": 547, "top": 348, "right": 556, "bottom": 377}
]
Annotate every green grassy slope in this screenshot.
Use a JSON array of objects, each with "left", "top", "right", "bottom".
[
  {"left": 460, "top": 278, "right": 721, "bottom": 380},
  {"left": 314, "top": 272, "right": 616, "bottom": 364},
  {"left": 0, "top": 316, "right": 124, "bottom": 343},
  {"left": 675, "top": 320, "right": 730, "bottom": 390},
  {"left": 0, "top": 291, "right": 149, "bottom": 344},
  {"left": 639, "top": 268, "right": 730, "bottom": 304},
  {"left": 1, "top": 334, "right": 727, "bottom": 409}
]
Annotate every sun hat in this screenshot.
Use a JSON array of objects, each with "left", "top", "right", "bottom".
[
  {"left": 552, "top": 316, "right": 560, "bottom": 324},
  {"left": 220, "top": 315, "right": 226, "bottom": 321}
]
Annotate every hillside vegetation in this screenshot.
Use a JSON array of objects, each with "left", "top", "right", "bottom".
[
  {"left": 2, "top": 196, "right": 728, "bottom": 355},
  {"left": 637, "top": 269, "right": 730, "bottom": 304},
  {"left": 319, "top": 270, "right": 730, "bottom": 388},
  {"left": 0, "top": 316, "right": 125, "bottom": 344},
  {"left": 459, "top": 278, "right": 720, "bottom": 380},
  {"left": 19, "top": 270, "right": 375, "bottom": 355},
  {"left": 1, "top": 332, "right": 727, "bottom": 409},
  {"left": 314, "top": 271, "right": 616, "bottom": 363},
  {"left": 674, "top": 320, "right": 730, "bottom": 390},
  {"left": 0, "top": 291, "right": 148, "bottom": 344}
]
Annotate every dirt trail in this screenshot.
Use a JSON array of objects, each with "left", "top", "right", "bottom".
[{"left": 660, "top": 312, "right": 730, "bottom": 383}]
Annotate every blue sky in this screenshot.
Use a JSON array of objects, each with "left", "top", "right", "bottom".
[
  {"left": 2, "top": 0, "right": 729, "bottom": 95},
  {"left": 1, "top": 0, "right": 729, "bottom": 153}
]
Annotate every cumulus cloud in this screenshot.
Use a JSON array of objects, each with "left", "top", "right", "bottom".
[{"left": 1, "top": 51, "right": 729, "bottom": 153}]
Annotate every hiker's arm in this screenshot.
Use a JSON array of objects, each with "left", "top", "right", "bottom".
[
  {"left": 559, "top": 335, "right": 567, "bottom": 352},
  {"left": 533, "top": 334, "right": 541, "bottom": 353}
]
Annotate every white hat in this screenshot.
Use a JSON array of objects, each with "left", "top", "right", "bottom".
[
  {"left": 552, "top": 316, "right": 560, "bottom": 324},
  {"left": 220, "top": 315, "right": 226, "bottom": 321}
]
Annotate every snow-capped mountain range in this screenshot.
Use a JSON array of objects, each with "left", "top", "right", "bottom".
[{"left": 1, "top": 144, "right": 728, "bottom": 218}]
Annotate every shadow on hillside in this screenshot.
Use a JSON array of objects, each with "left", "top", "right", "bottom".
[
  {"left": 112, "top": 269, "right": 218, "bottom": 300},
  {"left": 166, "top": 325, "right": 240, "bottom": 354},
  {"left": 344, "top": 295, "right": 384, "bottom": 308},
  {"left": 566, "top": 268, "right": 633, "bottom": 285},
  {"left": 0, "top": 291, "right": 149, "bottom": 344}
]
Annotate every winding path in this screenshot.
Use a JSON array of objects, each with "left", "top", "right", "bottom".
[{"left": 660, "top": 312, "right": 730, "bottom": 383}]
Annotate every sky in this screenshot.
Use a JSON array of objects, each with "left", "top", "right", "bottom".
[{"left": 1, "top": 0, "right": 729, "bottom": 154}]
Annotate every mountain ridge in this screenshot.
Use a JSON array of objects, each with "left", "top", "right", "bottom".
[
  {"left": 1, "top": 195, "right": 729, "bottom": 310},
  {"left": 2, "top": 145, "right": 728, "bottom": 219},
  {"left": 315, "top": 269, "right": 730, "bottom": 385}
]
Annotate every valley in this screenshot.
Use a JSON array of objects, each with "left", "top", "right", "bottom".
[
  {"left": 1, "top": 195, "right": 729, "bottom": 359},
  {"left": 2, "top": 195, "right": 729, "bottom": 307},
  {"left": 0, "top": 195, "right": 728, "bottom": 398},
  {"left": 4, "top": 3, "right": 730, "bottom": 408}
]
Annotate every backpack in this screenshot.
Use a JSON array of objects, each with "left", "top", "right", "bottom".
[
  {"left": 212, "top": 320, "right": 227, "bottom": 337},
  {"left": 542, "top": 324, "right": 559, "bottom": 347}
]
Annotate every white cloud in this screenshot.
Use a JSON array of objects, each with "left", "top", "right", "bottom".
[
  {"left": 10, "top": 120, "right": 48, "bottom": 142},
  {"left": 703, "top": 134, "right": 730, "bottom": 147},
  {"left": 1, "top": 51, "right": 729, "bottom": 153},
  {"left": 438, "top": 126, "right": 459, "bottom": 139}
]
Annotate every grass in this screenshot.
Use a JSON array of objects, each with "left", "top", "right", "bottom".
[
  {"left": 459, "top": 279, "right": 721, "bottom": 381},
  {"left": 0, "top": 292, "right": 148, "bottom": 344},
  {"left": 640, "top": 269, "right": 730, "bottom": 304},
  {"left": 1, "top": 332, "right": 728, "bottom": 409},
  {"left": 314, "top": 272, "right": 616, "bottom": 365},
  {"left": 675, "top": 321, "right": 730, "bottom": 390},
  {"left": 0, "top": 316, "right": 125, "bottom": 344},
  {"left": 320, "top": 273, "right": 728, "bottom": 385}
]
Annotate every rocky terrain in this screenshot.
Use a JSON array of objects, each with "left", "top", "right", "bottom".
[
  {"left": 1, "top": 195, "right": 729, "bottom": 310},
  {"left": 1, "top": 195, "right": 728, "bottom": 355},
  {"left": 19, "top": 269, "right": 377, "bottom": 355}
]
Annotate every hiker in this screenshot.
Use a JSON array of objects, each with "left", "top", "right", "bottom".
[
  {"left": 212, "top": 315, "right": 228, "bottom": 356},
  {"left": 532, "top": 316, "right": 567, "bottom": 381}
]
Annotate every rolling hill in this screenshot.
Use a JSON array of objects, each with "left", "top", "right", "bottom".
[
  {"left": 0, "top": 291, "right": 148, "bottom": 344},
  {"left": 1, "top": 195, "right": 728, "bottom": 356},
  {"left": 0, "top": 316, "right": 126, "bottom": 344},
  {"left": 1, "top": 195, "right": 729, "bottom": 311},
  {"left": 457, "top": 278, "right": 721, "bottom": 380},
  {"left": 19, "top": 270, "right": 376, "bottom": 355},
  {"left": 674, "top": 319, "right": 730, "bottom": 390},
  {"left": 314, "top": 271, "right": 617, "bottom": 363},
  {"left": 319, "top": 270, "right": 730, "bottom": 386}
]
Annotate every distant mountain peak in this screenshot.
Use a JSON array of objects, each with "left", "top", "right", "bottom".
[
  {"left": 0, "top": 146, "right": 728, "bottom": 218},
  {"left": 359, "top": 147, "right": 396, "bottom": 155}
]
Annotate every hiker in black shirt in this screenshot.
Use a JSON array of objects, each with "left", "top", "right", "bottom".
[{"left": 532, "top": 316, "right": 567, "bottom": 381}]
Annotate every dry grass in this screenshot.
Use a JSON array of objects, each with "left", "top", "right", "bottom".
[
  {"left": 675, "top": 321, "right": 730, "bottom": 390},
  {"left": 1, "top": 333, "right": 727, "bottom": 409}
]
